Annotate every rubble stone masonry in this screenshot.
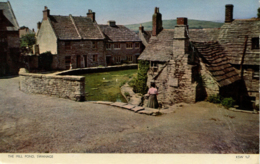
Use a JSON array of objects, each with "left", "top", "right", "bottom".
[{"left": 19, "top": 68, "right": 85, "bottom": 101}]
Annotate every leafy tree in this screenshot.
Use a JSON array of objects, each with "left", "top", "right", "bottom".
[
  {"left": 133, "top": 60, "right": 149, "bottom": 94},
  {"left": 20, "top": 34, "right": 36, "bottom": 53},
  {"left": 258, "top": 7, "right": 260, "bottom": 18}
]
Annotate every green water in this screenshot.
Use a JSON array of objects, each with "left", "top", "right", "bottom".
[{"left": 82, "top": 69, "right": 137, "bottom": 102}]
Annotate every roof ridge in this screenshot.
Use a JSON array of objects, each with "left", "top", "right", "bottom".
[{"left": 69, "top": 14, "right": 82, "bottom": 39}]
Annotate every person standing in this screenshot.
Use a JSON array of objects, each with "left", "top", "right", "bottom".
[{"left": 147, "top": 82, "right": 159, "bottom": 109}]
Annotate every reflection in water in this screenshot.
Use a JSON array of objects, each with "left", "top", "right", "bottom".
[{"left": 82, "top": 69, "right": 137, "bottom": 102}]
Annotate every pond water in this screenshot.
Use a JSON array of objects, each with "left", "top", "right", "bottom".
[{"left": 82, "top": 69, "right": 137, "bottom": 102}]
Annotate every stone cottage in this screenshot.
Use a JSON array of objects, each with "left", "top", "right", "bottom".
[
  {"left": 138, "top": 5, "right": 259, "bottom": 107},
  {"left": 99, "top": 21, "right": 142, "bottom": 65},
  {"left": 0, "top": 1, "right": 20, "bottom": 75},
  {"left": 35, "top": 7, "right": 143, "bottom": 69},
  {"left": 36, "top": 7, "right": 106, "bottom": 69}
]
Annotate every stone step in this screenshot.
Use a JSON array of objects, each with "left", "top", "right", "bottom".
[
  {"left": 96, "top": 101, "right": 113, "bottom": 105},
  {"left": 131, "top": 106, "right": 144, "bottom": 112},
  {"left": 138, "top": 107, "right": 159, "bottom": 115},
  {"left": 111, "top": 102, "right": 127, "bottom": 108},
  {"left": 122, "top": 104, "right": 136, "bottom": 110}
]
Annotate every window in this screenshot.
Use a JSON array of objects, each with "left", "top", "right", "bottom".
[
  {"left": 135, "top": 42, "right": 140, "bottom": 49},
  {"left": 151, "top": 61, "right": 158, "bottom": 72},
  {"left": 126, "top": 55, "right": 133, "bottom": 62},
  {"left": 92, "top": 41, "right": 97, "bottom": 49},
  {"left": 114, "top": 56, "right": 121, "bottom": 63},
  {"left": 114, "top": 43, "right": 121, "bottom": 49},
  {"left": 106, "top": 43, "right": 111, "bottom": 50},
  {"left": 252, "top": 37, "right": 259, "bottom": 49},
  {"left": 65, "top": 41, "right": 71, "bottom": 50},
  {"left": 93, "top": 54, "right": 98, "bottom": 62},
  {"left": 126, "top": 42, "right": 133, "bottom": 49},
  {"left": 65, "top": 56, "right": 71, "bottom": 69}
]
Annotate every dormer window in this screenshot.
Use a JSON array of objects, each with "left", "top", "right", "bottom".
[{"left": 252, "top": 37, "right": 259, "bottom": 49}]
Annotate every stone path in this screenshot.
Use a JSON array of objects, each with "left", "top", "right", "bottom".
[{"left": 97, "top": 101, "right": 160, "bottom": 116}]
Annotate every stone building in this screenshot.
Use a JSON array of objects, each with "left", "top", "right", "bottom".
[
  {"left": 35, "top": 7, "right": 143, "bottom": 69},
  {"left": 99, "top": 21, "right": 142, "bottom": 65},
  {"left": 0, "top": 1, "right": 20, "bottom": 75},
  {"left": 138, "top": 5, "right": 259, "bottom": 107},
  {"left": 36, "top": 7, "right": 106, "bottom": 69},
  {"left": 19, "top": 26, "right": 35, "bottom": 38}
]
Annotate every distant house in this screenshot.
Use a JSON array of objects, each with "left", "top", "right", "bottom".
[
  {"left": 99, "top": 21, "right": 143, "bottom": 65},
  {"left": 138, "top": 5, "right": 259, "bottom": 107},
  {"left": 36, "top": 7, "right": 106, "bottom": 69},
  {"left": 0, "top": 1, "right": 20, "bottom": 75},
  {"left": 35, "top": 7, "right": 143, "bottom": 69},
  {"left": 19, "top": 26, "right": 35, "bottom": 38}
]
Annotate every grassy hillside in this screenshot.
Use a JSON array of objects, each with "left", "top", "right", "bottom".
[{"left": 125, "top": 19, "right": 223, "bottom": 32}]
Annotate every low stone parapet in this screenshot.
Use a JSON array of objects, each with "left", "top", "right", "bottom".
[{"left": 19, "top": 68, "right": 85, "bottom": 101}]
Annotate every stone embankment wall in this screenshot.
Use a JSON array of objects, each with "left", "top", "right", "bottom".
[{"left": 19, "top": 68, "right": 85, "bottom": 101}]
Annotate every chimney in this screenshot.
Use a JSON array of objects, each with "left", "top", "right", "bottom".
[
  {"left": 152, "top": 7, "right": 163, "bottom": 36},
  {"left": 32, "top": 28, "right": 35, "bottom": 32},
  {"left": 139, "top": 24, "right": 144, "bottom": 33},
  {"left": 173, "top": 17, "right": 189, "bottom": 59},
  {"left": 225, "top": 4, "right": 233, "bottom": 23},
  {"left": 37, "top": 22, "right": 41, "bottom": 30},
  {"left": 43, "top": 6, "right": 50, "bottom": 20},
  {"left": 107, "top": 20, "right": 116, "bottom": 26},
  {"left": 87, "top": 9, "right": 95, "bottom": 22}
]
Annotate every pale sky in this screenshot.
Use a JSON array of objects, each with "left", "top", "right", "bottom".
[{"left": 2, "top": 0, "right": 259, "bottom": 30}]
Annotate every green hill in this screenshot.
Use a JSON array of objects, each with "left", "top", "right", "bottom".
[{"left": 125, "top": 19, "right": 223, "bottom": 32}]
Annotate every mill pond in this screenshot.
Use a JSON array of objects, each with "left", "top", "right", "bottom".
[{"left": 82, "top": 69, "right": 137, "bottom": 102}]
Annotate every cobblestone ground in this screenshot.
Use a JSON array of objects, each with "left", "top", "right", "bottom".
[{"left": 0, "top": 76, "right": 259, "bottom": 153}]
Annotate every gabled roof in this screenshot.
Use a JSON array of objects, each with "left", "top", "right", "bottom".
[
  {"left": 138, "top": 29, "right": 174, "bottom": 62},
  {"left": 218, "top": 19, "right": 260, "bottom": 65},
  {"left": 49, "top": 15, "right": 105, "bottom": 40},
  {"left": 192, "top": 41, "right": 240, "bottom": 87},
  {"left": 99, "top": 24, "right": 141, "bottom": 42},
  {"left": 0, "top": 1, "right": 19, "bottom": 31}
]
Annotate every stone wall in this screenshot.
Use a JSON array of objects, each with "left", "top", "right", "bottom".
[
  {"left": 105, "top": 42, "right": 141, "bottom": 65},
  {"left": 37, "top": 19, "right": 57, "bottom": 54},
  {"left": 19, "top": 68, "right": 85, "bottom": 101},
  {"left": 53, "top": 40, "right": 106, "bottom": 70}
]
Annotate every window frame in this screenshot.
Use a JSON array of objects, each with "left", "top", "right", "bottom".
[
  {"left": 93, "top": 54, "right": 98, "bottom": 62},
  {"left": 126, "top": 42, "right": 133, "bottom": 49},
  {"left": 113, "top": 43, "right": 121, "bottom": 50},
  {"left": 251, "top": 37, "right": 259, "bottom": 49},
  {"left": 92, "top": 41, "right": 97, "bottom": 49},
  {"left": 65, "top": 41, "right": 71, "bottom": 50},
  {"left": 135, "top": 42, "right": 140, "bottom": 49},
  {"left": 106, "top": 43, "right": 111, "bottom": 50}
]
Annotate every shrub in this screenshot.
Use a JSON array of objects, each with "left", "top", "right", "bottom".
[
  {"left": 128, "top": 77, "right": 136, "bottom": 88},
  {"left": 133, "top": 60, "right": 149, "bottom": 94},
  {"left": 221, "top": 97, "right": 235, "bottom": 109},
  {"left": 124, "top": 92, "right": 130, "bottom": 97},
  {"left": 206, "top": 94, "right": 222, "bottom": 104}
]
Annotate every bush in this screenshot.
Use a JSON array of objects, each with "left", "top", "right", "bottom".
[
  {"left": 206, "top": 94, "right": 222, "bottom": 104},
  {"left": 124, "top": 92, "right": 130, "bottom": 97},
  {"left": 133, "top": 60, "right": 149, "bottom": 94},
  {"left": 128, "top": 77, "right": 136, "bottom": 88},
  {"left": 221, "top": 97, "right": 235, "bottom": 109}
]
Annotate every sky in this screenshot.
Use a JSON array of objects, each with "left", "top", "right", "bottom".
[{"left": 2, "top": 0, "right": 259, "bottom": 30}]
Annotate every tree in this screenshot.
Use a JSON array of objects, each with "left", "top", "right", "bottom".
[
  {"left": 20, "top": 33, "right": 36, "bottom": 53},
  {"left": 258, "top": 7, "right": 260, "bottom": 18}
]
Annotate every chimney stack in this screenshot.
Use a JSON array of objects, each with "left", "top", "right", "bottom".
[
  {"left": 43, "top": 6, "right": 50, "bottom": 20},
  {"left": 225, "top": 4, "right": 233, "bottom": 23},
  {"left": 152, "top": 7, "right": 163, "bottom": 36},
  {"left": 37, "top": 22, "right": 41, "bottom": 30},
  {"left": 107, "top": 20, "right": 116, "bottom": 26},
  {"left": 87, "top": 9, "right": 95, "bottom": 22},
  {"left": 139, "top": 24, "right": 144, "bottom": 33}
]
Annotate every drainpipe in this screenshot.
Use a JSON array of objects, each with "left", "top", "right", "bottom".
[{"left": 240, "top": 35, "right": 248, "bottom": 79}]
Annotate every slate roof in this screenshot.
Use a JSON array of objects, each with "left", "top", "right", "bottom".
[
  {"left": 49, "top": 15, "right": 105, "bottom": 40},
  {"left": 138, "top": 29, "right": 174, "bottom": 61},
  {"left": 218, "top": 19, "right": 260, "bottom": 66},
  {"left": 189, "top": 28, "right": 220, "bottom": 42},
  {"left": 0, "top": 1, "right": 19, "bottom": 31},
  {"left": 99, "top": 25, "right": 141, "bottom": 42},
  {"left": 192, "top": 41, "right": 241, "bottom": 87}
]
